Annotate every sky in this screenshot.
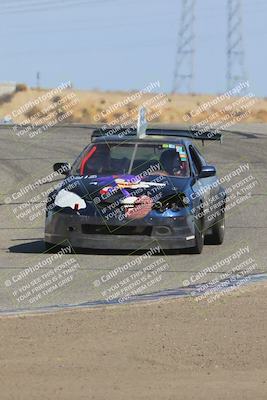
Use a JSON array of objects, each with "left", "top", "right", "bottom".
[{"left": 0, "top": 0, "right": 266, "bottom": 96}]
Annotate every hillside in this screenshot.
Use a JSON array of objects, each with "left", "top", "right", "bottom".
[{"left": 1, "top": 86, "right": 267, "bottom": 127}]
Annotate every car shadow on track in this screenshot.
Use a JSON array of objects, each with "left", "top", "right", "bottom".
[
  {"left": 9, "top": 240, "right": 45, "bottom": 254},
  {"left": 8, "top": 240, "right": 191, "bottom": 256}
]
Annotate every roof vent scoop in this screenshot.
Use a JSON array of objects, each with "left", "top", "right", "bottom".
[{"left": 137, "top": 107, "right": 147, "bottom": 138}]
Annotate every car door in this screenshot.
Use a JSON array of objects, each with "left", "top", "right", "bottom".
[
  {"left": 194, "top": 145, "right": 225, "bottom": 226},
  {"left": 188, "top": 144, "right": 216, "bottom": 229}
]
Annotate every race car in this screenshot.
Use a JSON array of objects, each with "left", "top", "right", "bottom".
[{"left": 45, "top": 116, "right": 226, "bottom": 254}]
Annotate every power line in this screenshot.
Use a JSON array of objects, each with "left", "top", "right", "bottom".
[
  {"left": 0, "top": 0, "right": 115, "bottom": 15},
  {"left": 1, "top": 36, "right": 175, "bottom": 58},
  {"left": 0, "top": 0, "right": 60, "bottom": 5},
  {"left": 2, "top": 13, "right": 178, "bottom": 35},
  {"left": 0, "top": 0, "right": 98, "bottom": 8}
]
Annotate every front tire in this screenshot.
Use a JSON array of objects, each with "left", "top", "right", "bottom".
[
  {"left": 209, "top": 214, "right": 225, "bottom": 245},
  {"left": 191, "top": 217, "right": 204, "bottom": 254}
]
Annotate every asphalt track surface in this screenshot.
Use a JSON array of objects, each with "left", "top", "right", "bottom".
[{"left": 0, "top": 124, "right": 266, "bottom": 314}]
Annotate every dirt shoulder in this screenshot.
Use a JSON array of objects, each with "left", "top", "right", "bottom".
[{"left": 0, "top": 282, "right": 266, "bottom": 400}]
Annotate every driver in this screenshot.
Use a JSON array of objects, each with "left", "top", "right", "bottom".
[{"left": 159, "top": 149, "right": 187, "bottom": 176}]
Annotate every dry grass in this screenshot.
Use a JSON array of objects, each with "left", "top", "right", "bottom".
[{"left": 1, "top": 88, "right": 267, "bottom": 125}]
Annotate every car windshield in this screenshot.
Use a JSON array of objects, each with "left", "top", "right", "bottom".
[{"left": 72, "top": 142, "right": 190, "bottom": 177}]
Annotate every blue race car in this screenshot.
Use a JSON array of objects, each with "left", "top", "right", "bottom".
[{"left": 45, "top": 124, "right": 226, "bottom": 254}]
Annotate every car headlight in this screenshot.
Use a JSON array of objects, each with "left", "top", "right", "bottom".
[
  {"left": 153, "top": 193, "right": 189, "bottom": 212},
  {"left": 54, "top": 189, "right": 86, "bottom": 210}
]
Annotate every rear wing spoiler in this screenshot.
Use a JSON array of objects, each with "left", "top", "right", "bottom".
[
  {"left": 91, "top": 107, "right": 223, "bottom": 144},
  {"left": 91, "top": 126, "right": 222, "bottom": 144},
  {"left": 146, "top": 129, "right": 222, "bottom": 143}
]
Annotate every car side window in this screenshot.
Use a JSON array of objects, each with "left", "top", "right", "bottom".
[
  {"left": 194, "top": 146, "right": 206, "bottom": 165},
  {"left": 189, "top": 145, "right": 202, "bottom": 175}
]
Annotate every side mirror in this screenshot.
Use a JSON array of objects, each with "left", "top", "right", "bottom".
[
  {"left": 53, "top": 162, "right": 70, "bottom": 175},
  {"left": 199, "top": 165, "right": 216, "bottom": 178}
]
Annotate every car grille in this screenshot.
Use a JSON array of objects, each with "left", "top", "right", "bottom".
[{"left": 81, "top": 224, "right": 152, "bottom": 236}]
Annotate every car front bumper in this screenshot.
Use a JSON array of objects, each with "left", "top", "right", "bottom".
[{"left": 45, "top": 211, "right": 196, "bottom": 250}]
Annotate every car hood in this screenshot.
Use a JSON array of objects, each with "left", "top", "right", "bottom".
[{"left": 58, "top": 174, "right": 192, "bottom": 204}]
